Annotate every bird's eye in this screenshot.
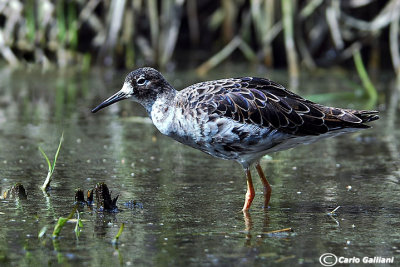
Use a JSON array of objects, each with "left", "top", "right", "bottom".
[{"left": 137, "top": 77, "right": 146, "bottom": 85}]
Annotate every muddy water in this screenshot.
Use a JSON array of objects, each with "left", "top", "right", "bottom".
[{"left": 0, "top": 67, "right": 399, "bottom": 266}]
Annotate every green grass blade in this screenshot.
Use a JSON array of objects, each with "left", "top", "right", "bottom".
[
  {"left": 38, "top": 226, "right": 48, "bottom": 238},
  {"left": 25, "top": 0, "right": 36, "bottom": 43},
  {"left": 67, "top": 1, "right": 78, "bottom": 50},
  {"left": 52, "top": 217, "right": 69, "bottom": 238},
  {"left": 38, "top": 147, "right": 52, "bottom": 173},
  {"left": 56, "top": 0, "right": 66, "bottom": 44},
  {"left": 52, "top": 206, "right": 77, "bottom": 238},
  {"left": 115, "top": 223, "right": 124, "bottom": 239},
  {"left": 40, "top": 132, "right": 64, "bottom": 191},
  {"left": 353, "top": 50, "right": 378, "bottom": 102},
  {"left": 74, "top": 210, "right": 83, "bottom": 238},
  {"left": 112, "top": 223, "right": 125, "bottom": 244},
  {"left": 51, "top": 132, "right": 64, "bottom": 173}
]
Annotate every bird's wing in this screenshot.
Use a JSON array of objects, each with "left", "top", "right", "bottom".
[{"left": 182, "top": 77, "right": 369, "bottom": 136}]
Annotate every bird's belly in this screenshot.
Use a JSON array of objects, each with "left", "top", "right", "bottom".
[
  {"left": 168, "top": 116, "right": 293, "bottom": 163},
  {"left": 166, "top": 111, "right": 359, "bottom": 166}
]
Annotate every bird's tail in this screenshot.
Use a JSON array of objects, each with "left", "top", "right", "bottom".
[
  {"left": 315, "top": 104, "right": 379, "bottom": 129},
  {"left": 351, "top": 110, "right": 380, "bottom": 123}
]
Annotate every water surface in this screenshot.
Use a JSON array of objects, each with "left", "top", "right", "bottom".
[{"left": 0, "top": 66, "right": 399, "bottom": 266}]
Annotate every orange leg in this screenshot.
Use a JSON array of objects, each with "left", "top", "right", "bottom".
[
  {"left": 242, "top": 168, "right": 255, "bottom": 211},
  {"left": 256, "top": 163, "right": 272, "bottom": 208}
]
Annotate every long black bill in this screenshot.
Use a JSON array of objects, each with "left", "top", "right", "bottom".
[{"left": 92, "top": 91, "right": 129, "bottom": 113}]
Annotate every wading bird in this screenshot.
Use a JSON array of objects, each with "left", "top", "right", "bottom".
[{"left": 92, "top": 67, "right": 379, "bottom": 211}]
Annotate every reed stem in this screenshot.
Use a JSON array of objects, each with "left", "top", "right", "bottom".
[
  {"left": 282, "top": 0, "right": 299, "bottom": 82},
  {"left": 353, "top": 50, "right": 378, "bottom": 101}
]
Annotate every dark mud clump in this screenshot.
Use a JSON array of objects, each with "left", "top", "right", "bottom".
[
  {"left": 74, "top": 188, "right": 86, "bottom": 203},
  {"left": 94, "top": 183, "right": 118, "bottom": 212},
  {"left": 3, "top": 183, "right": 27, "bottom": 199},
  {"left": 73, "top": 184, "right": 120, "bottom": 212}
]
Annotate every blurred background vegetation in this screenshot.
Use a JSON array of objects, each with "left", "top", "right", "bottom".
[{"left": 0, "top": 0, "right": 399, "bottom": 91}]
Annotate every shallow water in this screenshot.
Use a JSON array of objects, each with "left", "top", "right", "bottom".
[{"left": 0, "top": 66, "right": 399, "bottom": 266}]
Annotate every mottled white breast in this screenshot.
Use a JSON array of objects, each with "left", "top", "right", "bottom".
[
  {"left": 150, "top": 98, "right": 176, "bottom": 136},
  {"left": 150, "top": 97, "right": 214, "bottom": 150}
]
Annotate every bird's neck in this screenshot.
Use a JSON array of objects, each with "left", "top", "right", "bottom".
[
  {"left": 140, "top": 87, "right": 176, "bottom": 114},
  {"left": 147, "top": 90, "right": 177, "bottom": 135}
]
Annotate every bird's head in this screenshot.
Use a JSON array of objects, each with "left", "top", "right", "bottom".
[{"left": 92, "top": 67, "right": 174, "bottom": 113}]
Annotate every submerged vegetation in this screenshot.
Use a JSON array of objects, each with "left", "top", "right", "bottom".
[{"left": 52, "top": 206, "right": 77, "bottom": 238}]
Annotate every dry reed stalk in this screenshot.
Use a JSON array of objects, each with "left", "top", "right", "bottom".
[
  {"left": 326, "top": 0, "right": 343, "bottom": 50},
  {"left": 341, "top": 0, "right": 400, "bottom": 32},
  {"left": 282, "top": 0, "right": 299, "bottom": 84},
  {"left": 389, "top": 16, "right": 400, "bottom": 95},
  {"left": 147, "top": 0, "right": 159, "bottom": 58},
  {"left": 390, "top": 15, "right": 400, "bottom": 74},
  {"left": 222, "top": 0, "right": 236, "bottom": 43},
  {"left": 187, "top": 0, "right": 200, "bottom": 45},
  {"left": 159, "top": 0, "right": 184, "bottom": 68},
  {"left": 264, "top": 0, "right": 274, "bottom": 66},
  {"left": 251, "top": 0, "right": 274, "bottom": 66},
  {"left": 196, "top": 36, "right": 242, "bottom": 76}
]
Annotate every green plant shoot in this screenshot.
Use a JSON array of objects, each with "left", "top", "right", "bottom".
[
  {"left": 39, "top": 132, "right": 64, "bottom": 191},
  {"left": 112, "top": 223, "right": 125, "bottom": 244},
  {"left": 353, "top": 50, "right": 378, "bottom": 102},
  {"left": 74, "top": 210, "right": 83, "bottom": 238},
  {"left": 38, "top": 226, "right": 48, "bottom": 238},
  {"left": 52, "top": 206, "right": 77, "bottom": 238}
]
